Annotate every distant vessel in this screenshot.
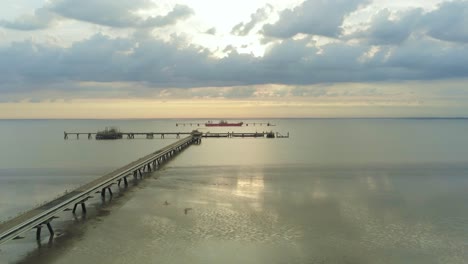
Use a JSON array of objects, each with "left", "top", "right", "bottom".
[
  {"left": 96, "top": 127, "right": 123, "bottom": 140},
  {"left": 205, "top": 120, "right": 244, "bottom": 127}
]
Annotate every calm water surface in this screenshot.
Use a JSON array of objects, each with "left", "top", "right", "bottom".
[{"left": 0, "top": 119, "right": 467, "bottom": 263}]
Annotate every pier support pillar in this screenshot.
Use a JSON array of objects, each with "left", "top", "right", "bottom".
[
  {"left": 47, "top": 223, "right": 54, "bottom": 235},
  {"left": 118, "top": 177, "right": 129, "bottom": 187},
  {"left": 72, "top": 202, "right": 87, "bottom": 214},
  {"left": 35, "top": 222, "right": 54, "bottom": 240},
  {"left": 101, "top": 187, "right": 113, "bottom": 198},
  {"left": 36, "top": 226, "right": 41, "bottom": 240}
]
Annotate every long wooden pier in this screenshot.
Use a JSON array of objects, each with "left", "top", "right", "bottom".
[{"left": 0, "top": 132, "right": 202, "bottom": 246}]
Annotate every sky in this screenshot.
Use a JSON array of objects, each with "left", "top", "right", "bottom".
[{"left": 1, "top": 0, "right": 468, "bottom": 118}]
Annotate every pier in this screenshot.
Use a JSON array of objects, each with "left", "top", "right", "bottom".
[
  {"left": 175, "top": 122, "right": 275, "bottom": 127},
  {"left": 203, "top": 132, "right": 271, "bottom": 138},
  {"left": 64, "top": 131, "right": 286, "bottom": 139},
  {"left": 0, "top": 129, "right": 289, "bottom": 246},
  {"left": 64, "top": 132, "right": 193, "bottom": 140},
  {"left": 0, "top": 132, "right": 202, "bottom": 246}
]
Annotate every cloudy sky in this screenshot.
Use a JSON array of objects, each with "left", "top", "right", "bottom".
[{"left": 1, "top": 0, "right": 468, "bottom": 118}]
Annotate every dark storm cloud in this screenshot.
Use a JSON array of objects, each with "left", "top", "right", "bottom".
[
  {"left": 0, "top": 0, "right": 193, "bottom": 30},
  {"left": 262, "top": 0, "right": 369, "bottom": 38},
  {"left": 231, "top": 4, "right": 273, "bottom": 36}
]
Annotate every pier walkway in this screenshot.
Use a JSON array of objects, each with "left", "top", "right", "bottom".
[{"left": 0, "top": 132, "right": 202, "bottom": 246}]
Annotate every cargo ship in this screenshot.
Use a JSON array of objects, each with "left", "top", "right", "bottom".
[
  {"left": 205, "top": 120, "right": 244, "bottom": 127},
  {"left": 96, "top": 127, "right": 123, "bottom": 140}
]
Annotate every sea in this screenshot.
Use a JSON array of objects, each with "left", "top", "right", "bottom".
[{"left": 0, "top": 118, "right": 467, "bottom": 264}]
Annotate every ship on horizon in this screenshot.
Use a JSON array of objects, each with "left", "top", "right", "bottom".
[{"left": 205, "top": 120, "right": 244, "bottom": 127}]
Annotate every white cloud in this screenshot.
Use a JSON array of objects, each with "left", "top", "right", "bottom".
[
  {"left": 349, "top": 1, "right": 468, "bottom": 44},
  {"left": 0, "top": 7, "right": 57, "bottom": 30},
  {"left": 0, "top": 0, "right": 194, "bottom": 30},
  {"left": 262, "top": 0, "right": 370, "bottom": 38},
  {"left": 2, "top": 30, "right": 468, "bottom": 93},
  {"left": 231, "top": 4, "right": 274, "bottom": 36}
]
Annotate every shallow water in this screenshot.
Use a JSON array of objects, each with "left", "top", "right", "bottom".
[{"left": 1, "top": 119, "right": 468, "bottom": 263}]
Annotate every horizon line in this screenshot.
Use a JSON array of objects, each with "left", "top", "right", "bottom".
[{"left": 1, "top": 117, "right": 468, "bottom": 121}]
